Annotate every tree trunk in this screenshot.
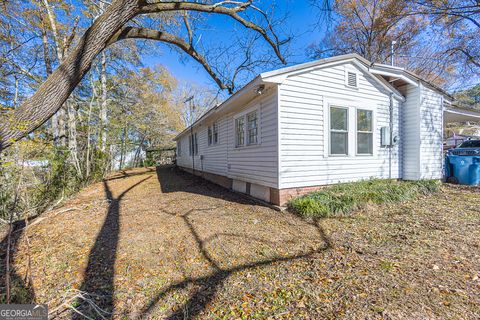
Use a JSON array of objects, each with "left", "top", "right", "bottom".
[
  {"left": 0, "top": 0, "right": 140, "bottom": 151},
  {"left": 67, "top": 101, "right": 82, "bottom": 177},
  {"left": 41, "top": 26, "right": 60, "bottom": 143},
  {"left": 133, "top": 136, "right": 145, "bottom": 167},
  {"left": 85, "top": 78, "right": 96, "bottom": 179},
  {"left": 57, "top": 107, "right": 67, "bottom": 147},
  {"left": 42, "top": 0, "right": 68, "bottom": 148},
  {"left": 100, "top": 51, "right": 108, "bottom": 153},
  {"left": 119, "top": 123, "right": 127, "bottom": 170}
]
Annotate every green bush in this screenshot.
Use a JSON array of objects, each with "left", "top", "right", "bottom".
[
  {"left": 288, "top": 179, "right": 441, "bottom": 218},
  {"left": 0, "top": 144, "right": 109, "bottom": 221}
]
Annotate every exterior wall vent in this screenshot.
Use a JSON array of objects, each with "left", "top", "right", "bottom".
[{"left": 347, "top": 72, "right": 357, "bottom": 87}]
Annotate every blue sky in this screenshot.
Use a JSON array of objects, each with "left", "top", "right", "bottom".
[{"left": 141, "top": 1, "right": 324, "bottom": 90}]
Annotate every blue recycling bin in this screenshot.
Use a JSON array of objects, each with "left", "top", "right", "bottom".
[{"left": 445, "top": 154, "right": 480, "bottom": 185}]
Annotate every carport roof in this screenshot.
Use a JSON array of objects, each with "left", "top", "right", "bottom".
[{"left": 445, "top": 106, "right": 480, "bottom": 123}]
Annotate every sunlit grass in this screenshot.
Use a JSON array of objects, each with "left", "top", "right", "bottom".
[{"left": 288, "top": 179, "right": 441, "bottom": 218}]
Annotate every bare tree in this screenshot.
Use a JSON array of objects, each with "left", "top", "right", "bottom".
[
  {"left": 408, "top": 0, "right": 480, "bottom": 69},
  {"left": 0, "top": 0, "right": 287, "bottom": 151},
  {"left": 310, "top": 0, "right": 479, "bottom": 86},
  {"left": 310, "top": 0, "right": 425, "bottom": 63}
]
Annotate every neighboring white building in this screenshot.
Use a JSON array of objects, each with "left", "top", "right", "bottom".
[{"left": 174, "top": 54, "right": 480, "bottom": 205}]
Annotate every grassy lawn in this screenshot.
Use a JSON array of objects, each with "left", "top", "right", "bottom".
[
  {"left": 1, "top": 167, "right": 479, "bottom": 319},
  {"left": 288, "top": 179, "right": 441, "bottom": 218}
]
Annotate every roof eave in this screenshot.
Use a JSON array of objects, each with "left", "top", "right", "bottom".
[
  {"left": 370, "top": 63, "right": 454, "bottom": 102},
  {"left": 173, "top": 76, "right": 263, "bottom": 141}
]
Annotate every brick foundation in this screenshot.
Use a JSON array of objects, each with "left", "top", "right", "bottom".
[
  {"left": 273, "top": 185, "right": 326, "bottom": 206},
  {"left": 177, "top": 166, "right": 324, "bottom": 207},
  {"left": 178, "top": 166, "right": 232, "bottom": 190}
]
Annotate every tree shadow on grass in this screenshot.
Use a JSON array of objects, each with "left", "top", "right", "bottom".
[
  {"left": 138, "top": 168, "right": 333, "bottom": 319},
  {"left": 0, "top": 219, "right": 35, "bottom": 304},
  {"left": 104, "top": 168, "right": 156, "bottom": 182},
  {"left": 141, "top": 207, "right": 330, "bottom": 319},
  {"left": 73, "top": 176, "right": 151, "bottom": 319},
  {"left": 155, "top": 166, "right": 265, "bottom": 207}
]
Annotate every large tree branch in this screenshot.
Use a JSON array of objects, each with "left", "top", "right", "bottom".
[
  {"left": 138, "top": 1, "right": 286, "bottom": 64},
  {"left": 109, "top": 26, "right": 232, "bottom": 93},
  {"left": 0, "top": 0, "right": 286, "bottom": 151}
]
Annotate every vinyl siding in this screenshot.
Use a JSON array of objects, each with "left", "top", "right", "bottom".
[
  {"left": 226, "top": 89, "right": 278, "bottom": 187},
  {"left": 176, "top": 88, "right": 279, "bottom": 188},
  {"left": 399, "top": 83, "right": 421, "bottom": 180},
  {"left": 395, "top": 83, "right": 444, "bottom": 180},
  {"left": 177, "top": 61, "right": 444, "bottom": 194},
  {"left": 419, "top": 84, "right": 443, "bottom": 179},
  {"left": 278, "top": 62, "right": 401, "bottom": 189}
]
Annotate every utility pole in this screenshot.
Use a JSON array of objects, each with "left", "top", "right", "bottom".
[{"left": 391, "top": 40, "right": 397, "bottom": 66}]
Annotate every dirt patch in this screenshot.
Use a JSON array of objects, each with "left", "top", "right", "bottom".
[{"left": 2, "top": 166, "right": 479, "bottom": 319}]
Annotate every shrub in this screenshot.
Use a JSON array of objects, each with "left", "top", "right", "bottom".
[{"left": 288, "top": 179, "right": 441, "bottom": 218}]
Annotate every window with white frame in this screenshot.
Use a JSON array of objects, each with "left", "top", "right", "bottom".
[
  {"left": 247, "top": 111, "right": 258, "bottom": 145},
  {"left": 235, "top": 117, "right": 245, "bottom": 147},
  {"left": 188, "top": 133, "right": 198, "bottom": 156},
  {"left": 177, "top": 141, "right": 181, "bottom": 156},
  {"left": 208, "top": 126, "right": 213, "bottom": 145},
  {"left": 213, "top": 122, "right": 218, "bottom": 144},
  {"left": 235, "top": 110, "right": 259, "bottom": 147},
  {"left": 330, "top": 106, "right": 348, "bottom": 155},
  {"left": 208, "top": 122, "right": 219, "bottom": 146},
  {"left": 356, "top": 109, "right": 373, "bottom": 154}
]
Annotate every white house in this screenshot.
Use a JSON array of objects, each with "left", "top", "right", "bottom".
[{"left": 174, "top": 54, "right": 480, "bottom": 205}]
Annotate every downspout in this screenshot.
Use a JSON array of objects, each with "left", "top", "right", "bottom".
[{"left": 389, "top": 92, "right": 394, "bottom": 179}]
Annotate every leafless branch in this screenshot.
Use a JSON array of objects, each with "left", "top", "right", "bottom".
[
  {"left": 110, "top": 26, "right": 232, "bottom": 92},
  {"left": 183, "top": 12, "right": 193, "bottom": 46},
  {"left": 138, "top": 1, "right": 286, "bottom": 64}
]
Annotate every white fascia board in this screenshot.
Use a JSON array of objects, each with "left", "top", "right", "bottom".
[
  {"left": 261, "top": 58, "right": 359, "bottom": 83},
  {"left": 445, "top": 107, "right": 480, "bottom": 121},
  {"left": 369, "top": 67, "right": 419, "bottom": 87},
  {"left": 352, "top": 61, "right": 406, "bottom": 102},
  {"left": 261, "top": 57, "right": 404, "bottom": 102},
  {"left": 260, "top": 53, "right": 364, "bottom": 79}
]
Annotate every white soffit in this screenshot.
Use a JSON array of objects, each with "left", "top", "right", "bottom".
[{"left": 444, "top": 107, "right": 480, "bottom": 123}]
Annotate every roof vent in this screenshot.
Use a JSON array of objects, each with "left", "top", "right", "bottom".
[{"left": 347, "top": 72, "right": 357, "bottom": 87}]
